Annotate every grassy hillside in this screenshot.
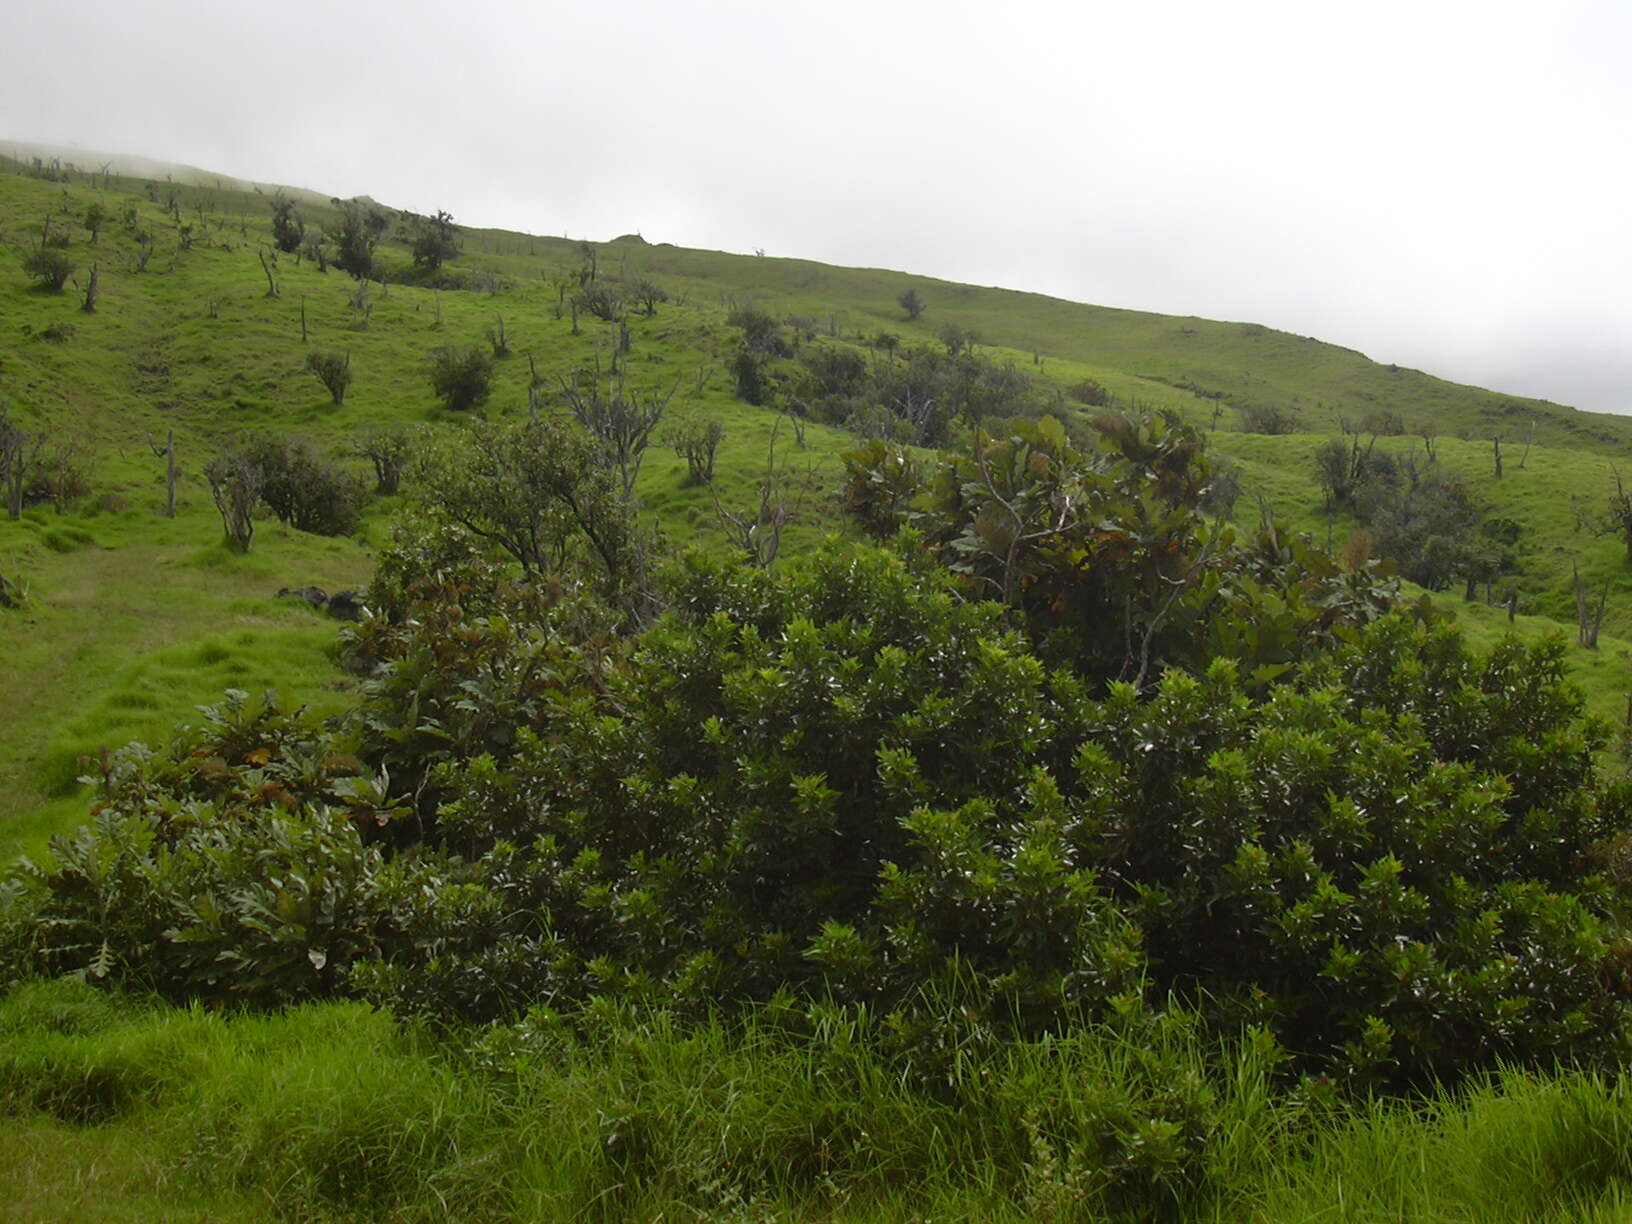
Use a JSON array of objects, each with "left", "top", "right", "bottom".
[
  {"left": 10, "top": 146, "right": 1632, "bottom": 1224},
  {"left": 2, "top": 148, "right": 1631, "bottom": 864}
]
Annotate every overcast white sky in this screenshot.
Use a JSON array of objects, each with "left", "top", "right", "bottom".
[{"left": 5, "top": 0, "right": 1630, "bottom": 412}]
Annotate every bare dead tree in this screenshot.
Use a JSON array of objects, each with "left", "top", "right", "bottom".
[
  {"left": 0, "top": 411, "right": 45, "bottom": 520},
  {"left": 80, "top": 263, "right": 98, "bottom": 313},
  {"left": 711, "top": 414, "right": 822, "bottom": 568},
  {"left": 257, "top": 247, "right": 279, "bottom": 298},
  {"left": 146, "top": 430, "right": 177, "bottom": 518},
  {"left": 1574, "top": 561, "right": 1609, "bottom": 648},
  {"left": 557, "top": 356, "right": 681, "bottom": 502}
]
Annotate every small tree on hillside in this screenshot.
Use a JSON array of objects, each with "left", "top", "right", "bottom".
[
  {"left": 557, "top": 359, "right": 680, "bottom": 501},
  {"left": 23, "top": 247, "right": 73, "bottom": 292},
  {"left": 1, "top": 411, "right": 44, "bottom": 520},
  {"left": 83, "top": 203, "right": 108, "bottom": 245},
  {"left": 205, "top": 451, "right": 263, "bottom": 551},
  {"left": 328, "top": 199, "right": 387, "bottom": 278},
  {"left": 1607, "top": 469, "right": 1632, "bottom": 564},
  {"left": 414, "top": 417, "right": 655, "bottom": 622},
  {"left": 354, "top": 425, "right": 414, "bottom": 495},
  {"left": 897, "top": 287, "right": 925, "bottom": 320},
  {"left": 269, "top": 193, "right": 305, "bottom": 254},
  {"left": 410, "top": 209, "right": 460, "bottom": 271},
  {"left": 305, "top": 350, "right": 353, "bottom": 405},
  {"left": 428, "top": 346, "right": 494, "bottom": 412},
  {"left": 665, "top": 412, "right": 725, "bottom": 485}
]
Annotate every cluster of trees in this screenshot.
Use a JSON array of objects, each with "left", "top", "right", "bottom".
[
  {"left": 11, "top": 412, "right": 1631, "bottom": 1097},
  {"left": 725, "top": 307, "right": 1052, "bottom": 447},
  {"left": 1313, "top": 434, "right": 1521, "bottom": 595},
  {"left": 205, "top": 430, "right": 405, "bottom": 551}
]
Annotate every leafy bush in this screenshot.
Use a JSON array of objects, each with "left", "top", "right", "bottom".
[
  {"left": 8, "top": 418, "right": 1632, "bottom": 1099},
  {"left": 1, "top": 694, "right": 398, "bottom": 1004},
  {"left": 428, "top": 345, "right": 494, "bottom": 412},
  {"left": 1070, "top": 378, "right": 1110, "bottom": 406},
  {"left": 343, "top": 538, "right": 1632, "bottom": 1088},
  {"left": 304, "top": 349, "right": 352, "bottom": 405},
  {"left": 244, "top": 434, "right": 365, "bottom": 536},
  {"left": 22, "top": 247, "right": 73, "bottom": 292}
]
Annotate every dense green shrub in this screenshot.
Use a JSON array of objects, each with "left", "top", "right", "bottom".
[
  {"left": 22, "top": 247, "right": 73, "bottom": 292},
  {"left": 1, "top": 693, "right": 399, "bottom": 1003},
  {"left": 428, "top": 345, "right": 494, "bottom": 411},
  {"left": 244, "top": 434, "right": 365, "bottom": 536},
  {"left": 304, "top": 349, "right": 352, "bottom": 405},
  {"left": 6, "top": 418, "right": 1631, "bottom": 1096}
]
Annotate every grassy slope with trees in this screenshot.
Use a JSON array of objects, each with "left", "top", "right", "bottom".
[{"left": 5, "top": 150, "right": 1632, "bottom": 1219}]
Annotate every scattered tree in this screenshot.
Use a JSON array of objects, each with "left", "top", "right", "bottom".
[
  {"left": 0, "top": 411, "right": 44, "bottom": 519},
  {"left": 557, "top": 359, "right": 681, "bottom": 502},
  {"left": 305, "top": 350, "right": 353, "bottom": 405},
  {"left": 428, "top": 346, "right": 495, "bottom": 412},
  {"left": 23, "top": 247, "right": 73, "bottom": 292},
  {"left": 205, "top": 451, "right": 263, "bottom": 551},
  {"left": 665, "top": 413, "right": 725, "bottom": 485},
  {"left": 82, "top": 202, "right": 107, "bottom": 245},
  {"left": 414, "top": 416, "right": 654, "bottom": 621},
  {"left": 146, "top": 430, "right": 176, "bottom": 518},
  {"left": 354, "top": 426, "right": 413, "bottom": 495},
  {"left": 409, "top": 209, "right": 460, "bottom": 271},
  {"left": 898, "top": 287, "right": 925, "bottom": 320},
  {"left": 251, "top": 436, "right": 365, "bottom": 536},
  {"left": 269, "top": 194, "right": 305, "bottom": 254},
  {"left": 328, "top": 199, "right": 387, "bottom": 279}
]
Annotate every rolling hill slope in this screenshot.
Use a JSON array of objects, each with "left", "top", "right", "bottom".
[{"left": 2, "top": 146, "right": 1631, "bottom": 857}]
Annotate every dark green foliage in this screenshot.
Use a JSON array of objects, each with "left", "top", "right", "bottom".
[
  {"left": 1236, "top": 402, "right": 1301, "bottom": 434},
  {"left": 411, "top": 417, "right": 654, "bottom": 619},
  {"left": 729, "top": 346, "right": 770, "bottom": 405},
  {"left": 839, "top": 439, "right": 922, "bottom": 539},
  {"left": 327, "top": 198, "right": 387, "bottom": 278},
  {"left": 848, "top": 412, "right": 1398, "bottom": 686},
  {"left": 81, "top": 202, "right": 107, "bottom": 244},
  {"left": 22, "top": 246, "right": 73, "bottom": 291},
  {"left": 6, "top": 397, "right": 1631, "bottom": 1100},
  {"left": 428, "top": 345, "right": 494, "bottom": 411},
  {"left": 1, "top": 693, "right": 396, "bottom": 1004},
  {"left": 728, "top": 305, "right": 790, "bottom": 356},
  {"left": 898, "top": 287, "right": 925, "bottom": 320},
  {"left": 304, "top": 348, "right": 352, "bottom": 405},
  {"left": 409, "top": 208, "right": 460, "bottom": 271},
  {"left": 243, "top": 434, "right": 365, "bottom": 537},
  {"left": 794, "top": 341, "right": 1043, "bottom": 445},
  {"left": 268, "top": 192, "right": 303, "bottom": 253},
  {"left": 1070, "top": 377, "right": 1110, "bottom": 406},
  {"left": 334, "top": 539, "right": 1632, "bottom": 1090}
]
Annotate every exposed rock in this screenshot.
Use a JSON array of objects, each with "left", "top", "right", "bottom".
[{"left": 326, "top": 590, "right": 364, "bottom": 621}]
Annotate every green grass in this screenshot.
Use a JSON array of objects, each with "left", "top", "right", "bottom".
[{"left": 6, "top": 980, "right": 1632, "bottom": 1221}]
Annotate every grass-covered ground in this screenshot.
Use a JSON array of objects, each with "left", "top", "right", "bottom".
[{"left": 5, "top": 978, "right": 1632, "bottom": 1222}]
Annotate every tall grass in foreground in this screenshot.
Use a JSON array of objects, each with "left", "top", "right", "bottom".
[{"left": 4, "top": 979, "right": 1632, "bottom": 1221}]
